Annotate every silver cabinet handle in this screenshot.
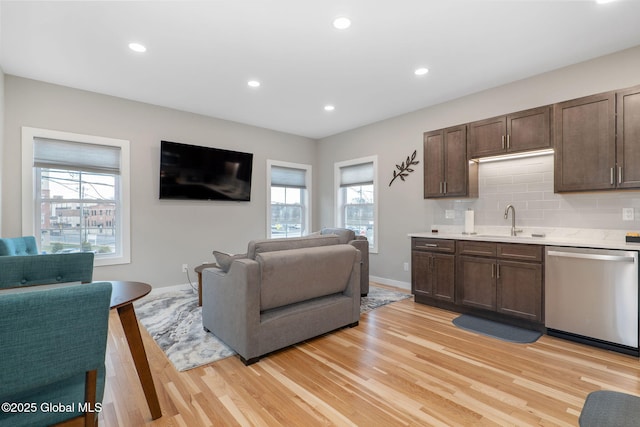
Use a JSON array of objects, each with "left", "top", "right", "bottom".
[
  {"left": 506, "top": 134, "right": 510, "bottom": 149},
  {"left": 496, "top": 263, "right": 501, "bottom": 279},
  {"left": 439, "top": 182, "right": 443, "bottom": 194},
  {"left": 491, "top": 263, "right": 495, "bottom": 278},
  {"left": 501, "top": 135, "right": 505, "bottom": 150},
  {"left": 419, "top": 243, "right": 438, "bottom": 248},
  {"left": 443, "top": 181, "right": 447, "bottom": 194},
  {"left": 619, "top": 166, "right": 623, "bottom": 184},
  {"left": 611, "top": 167, "right": 615, "bottom": 185}
]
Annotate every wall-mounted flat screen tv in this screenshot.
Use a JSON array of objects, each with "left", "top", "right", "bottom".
[{"left": 159, "top": 140, "right": 253, "bottom": 201}]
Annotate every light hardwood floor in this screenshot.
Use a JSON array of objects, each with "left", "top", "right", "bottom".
[{"left": 99, "top": 287, "right": 640, "bottom": 426}]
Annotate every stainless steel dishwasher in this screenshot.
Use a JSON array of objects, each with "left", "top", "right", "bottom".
[{"left": 545, "top": 246, "right": 639, "bottom": 355}]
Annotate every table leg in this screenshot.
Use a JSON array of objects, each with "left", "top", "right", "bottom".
[
  {"left": 117, "top": 303, "right": 162, "bottom": 420},
  {"left": 198, "top": 272, "right": 203, "bottom": 306}
]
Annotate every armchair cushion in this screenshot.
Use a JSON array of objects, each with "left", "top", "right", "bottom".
[
  {"left": 258, "top": 245, "right": 358, "bottom": 311},
  {"left": 320, "top": 228, "right": 370, "bottom": 296}
]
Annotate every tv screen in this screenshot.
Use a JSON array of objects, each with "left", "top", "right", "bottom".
[{"left": 159, "top": 140, "right": 253, "bottom": 201}]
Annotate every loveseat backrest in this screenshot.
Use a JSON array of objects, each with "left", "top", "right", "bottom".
[
  {"left": 246, "top": 235, "right": 340, "bottom": 260},
  {"left": 0, "top": 252, "right": 95, "bottom": 290},
  {"left": 257, "top": 244, "right": 359, "bottom": 312}
]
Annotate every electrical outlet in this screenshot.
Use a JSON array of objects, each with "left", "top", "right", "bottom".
[
  {"left": 182, "top": 263, "right": 188, "bottom": 273},
  {"left": 403, "top": 262, "right": 409, "bottom": 272},
  {"left": 623, "top": 208, "right": 635, "bottom": 221}
]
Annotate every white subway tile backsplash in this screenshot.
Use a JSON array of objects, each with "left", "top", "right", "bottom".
[{"left": 433, "top": 153, "right": 640, "bottom": 230}]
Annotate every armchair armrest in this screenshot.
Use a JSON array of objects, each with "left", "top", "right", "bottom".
[
  {"left": 349, "top": 238, "right": 370, "bottom": 296},
  {"left": 201, "top": 259, "right": 261, "bottom": 358}
]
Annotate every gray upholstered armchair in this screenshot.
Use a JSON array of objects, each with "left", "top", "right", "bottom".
[{"left": 320, "top": 228, "right": 370, "bottom": 296}]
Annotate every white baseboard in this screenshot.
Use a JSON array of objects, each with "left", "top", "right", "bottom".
[{"left": 370, "top": 276, "right": 411, "bottom": 291}]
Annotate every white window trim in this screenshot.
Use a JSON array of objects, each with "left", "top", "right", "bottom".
[
  {"left": 266, "top": 160, "right": 312, "bottom": 238},
  {"left": 334, "top": 155, "right": 378, "bottom": 253},
  {"left": 21, "top": 126, "right": 131, "bottom": 267}
]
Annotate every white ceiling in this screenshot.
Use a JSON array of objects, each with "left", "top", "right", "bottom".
[{"left": 2, "top": 1, "right": 640, "bottom": 139}]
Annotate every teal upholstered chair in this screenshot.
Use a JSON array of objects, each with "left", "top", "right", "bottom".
[
  {"left": 0, "top": 282, "right": 112, "bottom": 427},
  {"left": 0, "top": 236, "right": 39, "bottom": 256}
]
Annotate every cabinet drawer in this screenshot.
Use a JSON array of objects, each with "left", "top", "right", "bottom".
[
  {"left": 412, "top": 238, "right": 455, "bottom": 253},
  {"left": 497, "top": 243, "right": 543, "bottom": 262},
  {"left": 457, "top": 241, "right": 496, "bottom": 257}
]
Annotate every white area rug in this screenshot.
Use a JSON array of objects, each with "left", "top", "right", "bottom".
[{"left": 134, "top": 283, "right": 411, "bottom": 371}]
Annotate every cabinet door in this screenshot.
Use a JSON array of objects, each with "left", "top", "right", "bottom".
[
  {"left": 443, "top": 125, "right": 468, "bottom": 197},
  {"left": 496, "top": 260, "right": 542, "bottom": 322},
  {"left": 458, "top": 256, "right": 496, "bottom": 311},
  {"left": 468, "top": 116, "right": 506, "bottom": 158},
  {"left": 432, "top": 253, "right": 455, "bottom": 302},
  {"left": 506, "top": 106, "right": 552, "bottom": 153},
  {"left": 617, "top": 85, "right": 640, "bottom": 189},
  {"left": 411, "top": 251, "right": 432, "bottom": 298},
  {"left": 554, "top": 92, "right": 616, "bottom": 192},
  {"left": 423, "top": 130, "right": 444, "bottom": 198}
]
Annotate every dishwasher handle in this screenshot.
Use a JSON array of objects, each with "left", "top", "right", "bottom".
[{"left": 547, "top": 250, "right": 636, "bottom": 263}]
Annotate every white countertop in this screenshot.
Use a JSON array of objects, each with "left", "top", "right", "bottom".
[{"left": 409, "top": 226, "right": 640, "bottom": 251}]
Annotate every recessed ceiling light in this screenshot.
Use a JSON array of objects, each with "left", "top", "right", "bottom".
[
  {"left": 324, "top": 105, "right": 335, "bottom": 112},
  {"left": 414, "top": 67, "right": 429, "bottom": 76},
  {"left": 247, "top": 80, "right": 261, "bottom": 88},
  {"left": 128, "top": 42, "right": 146, "bottom": 53},
  {"left": 332, "top": 17, "right": 351, "bottom": 30}
]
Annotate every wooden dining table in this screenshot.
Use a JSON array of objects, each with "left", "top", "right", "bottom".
[{"left": 109, "top": 280, "right": 162, "bottom": 420}]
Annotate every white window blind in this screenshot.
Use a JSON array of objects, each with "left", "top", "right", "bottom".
[
  {"left": 271, "top": 165, "right": 307, "bottom": 188},
  {"left": 339, "top": 162, "right": 374, "bottom": 187},
  {"left": 34, "top": 137, "right": 121, "bottom": 175}
]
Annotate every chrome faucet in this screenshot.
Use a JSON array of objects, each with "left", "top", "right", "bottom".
[{"left": 504, "top": 204, "right": 522, "bottom": 236}]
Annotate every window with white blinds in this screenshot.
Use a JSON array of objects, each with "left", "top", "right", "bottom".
[
  {"left": 267, "top": 161, "right": 311, "bottom": 238},
  {"left": 22, "top": 127, "right": 131, "bottom": 266},
  {"left": 33, "top": 137, "right": 122, "bottom": 174},
  {"left": 335, "top": 156, "right": 378, "bottom": 252}
]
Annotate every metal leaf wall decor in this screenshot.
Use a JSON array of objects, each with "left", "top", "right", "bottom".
[{"left": 389, "top": 150, "right": 419, "bottom": 186}]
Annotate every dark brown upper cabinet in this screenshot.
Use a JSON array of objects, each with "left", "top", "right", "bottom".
[
  {"left": 468, "top": 106, "right": 552, "bottom": 159},
  {"left": 617, "top": 85, "right": 640, "bottom": 189},
  {"left": 424, "top": 125, "right": 478, "bottom": 199},
  {"left": 554, "top": 92, "right": 617, "bottom": 192}
]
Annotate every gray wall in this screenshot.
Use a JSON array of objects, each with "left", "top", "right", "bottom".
[
  {"left": 317, "top": 46, "right": 640, "bottom": 289},
  {"left": 3, "top": 46, "right": 640, "bottom": 290},
  {"left": 2, "top": 76, "right": 316, "bottom": 286}
]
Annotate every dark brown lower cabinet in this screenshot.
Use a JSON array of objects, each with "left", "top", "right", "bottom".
[
  {"left": 412, "top": 251, "right": 455, "bottom": 302},
  {"left": 458, "top": 256, "right": 496, "bottom": 311},
  {"left": 457, "top": 241, "right": 544, "bottom": 323},
  {"left": 496, "top": 260, "right": 542, "bottom": 322},
  {"left": 412, "top": 238, "right": 544, "bottom": 324}
]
